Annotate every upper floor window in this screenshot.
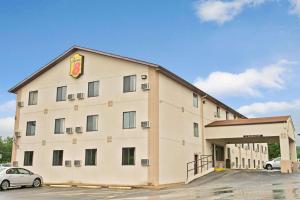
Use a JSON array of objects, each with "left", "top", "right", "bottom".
[
  {"left": 87, "top": 115, "right": 98, "bottom": 132},
  {"left": 85, "top": 149, "right": 97, "bottom": 166},
  {"left": 24, "top": 151, "right": 34, "bottom": 166},
  {"left": 52, "top": 150, "right": 63, "bottom": 166},
  {"left": 193, "top": 123, "right": 199, "bottom": 137},
  {"left": 193, "top": 93, "right": 198, "bottom": 108},
  {"left": 216, "top": 106, "right": 220, "bottom": 118},
  {"left": 88, "top": 81, "right": 99, "bottom": 97},
  {"left": 26, "top": 121, "right": 36, "bottom": 136},
  {"left": 56, "top": 86, "right": 67, "bottom": 101},
  {"left": 226, "top": 111, "right": 229, "bottom": 120},
  {"left": 123, "top": 111, "right": 136, "bottom": 129},
  {"left": 123, "top": 75, "right": 136, "bottom": 93},
  {"left": 54, "top": 118, "right": 65, "bottom": 134},
  {"left": 28, "top": 91, "right": 38, "bottom": 105},
  {"left": 122, "top": 147, "right": 135, "bottom": 165}
]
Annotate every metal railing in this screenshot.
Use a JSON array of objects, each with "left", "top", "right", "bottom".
[{"left": 186, "top": 155, "right": 213, "bottom": 180}]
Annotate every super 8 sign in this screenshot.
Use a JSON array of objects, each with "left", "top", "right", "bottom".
[{"left": 70, "top": 53, "right": 84, "bottom": 78}]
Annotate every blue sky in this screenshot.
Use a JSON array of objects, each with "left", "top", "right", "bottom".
[{"left": 0, "top": 0, "right": 300, "bottom": 144}]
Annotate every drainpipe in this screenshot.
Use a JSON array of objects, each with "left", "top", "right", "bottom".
[{"left": 200, "top": 95, "right": 207, "bottom": 155}]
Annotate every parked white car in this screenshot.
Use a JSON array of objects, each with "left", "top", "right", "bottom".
[
  {"left": 264, "top": 157, "right": 281, "bottom": 170},
  {"left": 0, "top": 167, "right": 43, "bottom": 190}
]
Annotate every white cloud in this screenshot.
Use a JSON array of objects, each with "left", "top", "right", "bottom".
[
  {"left": 195, "top": 0, "right": 268, "bottom": 24},
  {"left": 0, "top": 100, "right": 15, "bottom": 117},
  {"left": 289, "top": 0, "right": 300, "bottom": 17},
  {"left": 0, "top": 117, "right": 14, "bottom": 138},
  {"left": 193, "top": 60, "right": 291, "bottom": 97},
  {"left": 237, "top": 99, "right": 300, "bottom": 116}
]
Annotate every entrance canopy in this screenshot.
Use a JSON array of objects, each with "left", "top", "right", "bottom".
[{"left": 205, "top": 116, "right": 297, "bottom": 173}]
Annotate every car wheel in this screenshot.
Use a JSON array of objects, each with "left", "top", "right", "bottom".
[
  {"left": 1, "top": 180, "right": 10, "bottom": 190},
  {"left": 266, "top": 164, "right": 273, "bottom": 170},
  {"left": 32, "top": 178, "right": 41, "bottom": 188}
]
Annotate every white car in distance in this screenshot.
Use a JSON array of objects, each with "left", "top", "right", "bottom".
[
  {"left": 0, "top": 167, "right": 43, "bottom": 190},
  {"left": 264, "top": 157, "right": 281, "bottom": 170}
]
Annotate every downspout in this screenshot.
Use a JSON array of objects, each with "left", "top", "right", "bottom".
[{"left": 201, "top": 95, "right": 207, "bottom": 155}]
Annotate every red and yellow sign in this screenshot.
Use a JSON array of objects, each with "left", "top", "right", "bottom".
[{"left": 70, "top": 53, "right": 84, "bottom": 78}]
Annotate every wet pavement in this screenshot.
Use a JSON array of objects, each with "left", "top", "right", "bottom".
[{"left": 1, "top": 170, "right": 300, "bottom": 200}]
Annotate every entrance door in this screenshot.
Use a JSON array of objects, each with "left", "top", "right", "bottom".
[{"left": 194, "top": 154, "right": 198, "bottom": 175}]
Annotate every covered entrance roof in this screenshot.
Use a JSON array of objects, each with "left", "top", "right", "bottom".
[{"left": 205, "top": 116, "right": 295, "bottom": 144}]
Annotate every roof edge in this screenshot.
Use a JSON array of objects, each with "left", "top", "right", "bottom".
[{"left": 8, "top": 45, "right": 246, "bottom": 118}]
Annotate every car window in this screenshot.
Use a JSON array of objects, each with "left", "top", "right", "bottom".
[
  {"left": 6, "top": 168, "right": 19, "bottom": 174},
  {"left": 17, "top": 168, "right": 31, "bottom": 174}
]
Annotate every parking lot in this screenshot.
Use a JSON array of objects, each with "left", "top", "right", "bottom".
[{"left": 1, "top": 170, "right": 300, "bottom": 200}]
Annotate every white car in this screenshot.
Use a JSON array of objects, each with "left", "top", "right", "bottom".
[
  {"left": 0, "top": 167, "right": 43, "bottom": 190},
  {"left": 264, "top": 157, "right": 281, "bottom": 170}
]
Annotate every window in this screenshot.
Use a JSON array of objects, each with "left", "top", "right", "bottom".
[
  {"left": 236, "top": 157, "right": 239, "bottom": 168},
  {"left": 123, "top": 75, "right": 136, "bottom": 93},
  {"left": 123, "top": 111, "right": 136, "bottom": 129},
  {"left": 28, "top": 91, "right": 38, "bottom": 105},
  {"left": 52, "top": 150, "right": 63, "bottom": 166},
  {"left": 6, "top": 168, "right": 18, "bottom": 174},
  {"left": 54, "top": 118, "right": 65, "bottom": 134},
  {"left": 253, "top": 160, "right": 256, "bottom": 168},
  {"left": 24, "top": 151, "right": 34, "bottom": 166},
  {"left": 26, "top": 121, "right": 36, "bottom": 136},
  {"left": 248, "top": 159, "right": 251, "bottom": 168},
  {"left": 227, "top": 148, "right": 230, "bottom": 159},
  {"left": 226, "top": 111, "right": 229, "bottom": 120},
  {"left": 241, "top": 144, "right": 244, "bottom": 149},
  {"left": 242, "top": 158, "right": 245, "bottom": 168},
  {"left": 257, "top": 144, "right": 259, "bottom": 152},
  {"left": 193, "top": 93, "right": 198, "bottom": 108},
  {"left": 88, "top": 81, "right": 99, "bottom": 97},
  {"left": 253, "top": 143, "right": 255, "bottom": 150},
  {"left": 193, "top": 123, "right": 199, "bottom": 137},
  {"left": 122, "top": 147, "right": 135, "bottom": 165},
  {"left": 18, "top": 168, "right": 31, "bottom": 175},
  {"left": 216, "top": 107, "right": 220, "bottom": 118},
  {"left": 87, "top": 115, "right": 98, "bottom": 132},
  {"left": 56, "top": 86, "right": 67, "bottom": 101},
  {"left": 85, "top": 149, "right": 97, "bottom": 166}
]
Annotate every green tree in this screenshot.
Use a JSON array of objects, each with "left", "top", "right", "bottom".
[
  {"left": 297, "top": 147, "right": 300, "bottom": 159},
  {"left": 268, "top": 143, "right": 281, "bottom": 160},
  {"left": 0, "top": 137, "right": 13, "bottom": 163}
]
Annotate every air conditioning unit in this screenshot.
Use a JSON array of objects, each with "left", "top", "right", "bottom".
[
  {"left": 17, "top": 101, "right": 24, "bottom": 107},
  {"left": 74, "top": 160, "right": 81, "bottom": 167},
  {"left": 77, "top": 93, "right": 84, "bottom": 100},
  {"left": 15, "top": 131, "right": 21, "bottom": 138},
  {"left": 141, "top": 159, "right": 150, "bottom": 166},
  {"left": 68, "top": 94, "right": 75, "bottom": 101},
  {"left": 12, "top": 161, "right": 18, "bottom": 167},
  {"left": 65, "top": 160, "right": 72, "bottom": 167},
  {"left": 66, "top": 128, "right": 73, "bottom": 134},
  {"left": 141, "top": 121, "right": 150, "bottom": 128},
  {"left": 141, "top": 75, "right": 147, "bottom": 80},
  {"left": 141, "top": 83, "right": 150, "bottom": 91},
  {"left": 75, "top": 127, "right": 83, "bottom": 133}
]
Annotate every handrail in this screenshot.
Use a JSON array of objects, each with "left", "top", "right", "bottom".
[{"left": 186, "top": 155, "right": 213, "bottom": 180}]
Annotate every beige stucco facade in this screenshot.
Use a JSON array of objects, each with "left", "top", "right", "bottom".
[{"left": 10, "top": 46, "right": 296, "bottom": 186}]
